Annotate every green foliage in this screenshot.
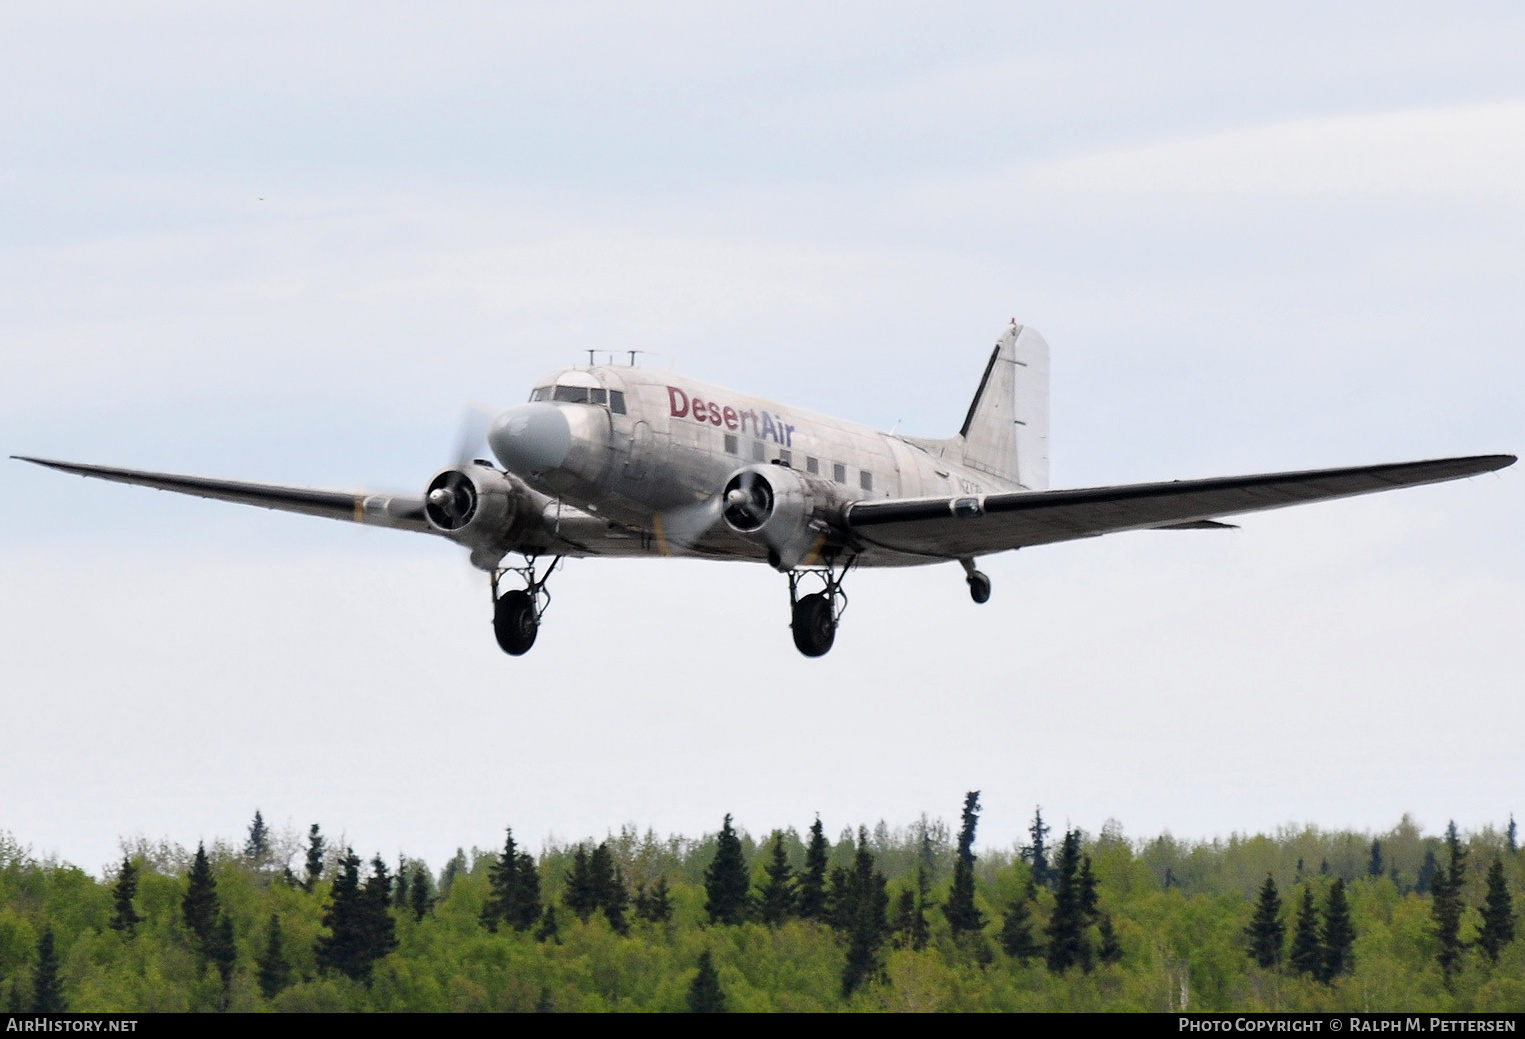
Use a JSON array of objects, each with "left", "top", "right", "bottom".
[
  {"left": 687, "top": 949, "right": 726, "bottom": 1012},
  {"left": 2, "top": 814, "right": 1524, "bottom": 1012},
  {"left": 999, "top": 879, "right": 1041, "bottom": 962}
]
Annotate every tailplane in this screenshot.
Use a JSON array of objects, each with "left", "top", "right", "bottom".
[{"left": 906, "top": 322, "right": 1049, "bottom": 490}]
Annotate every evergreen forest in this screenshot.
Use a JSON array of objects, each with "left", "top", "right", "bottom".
[{"left": 2, "top": 799, "right": 1522, "bottom": 1012}]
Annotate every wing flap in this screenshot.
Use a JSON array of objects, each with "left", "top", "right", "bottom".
[
  {"left": 12, "top": 456, "right": 430, "bottom": 532},
  {"left": 846, "top": 454, "right": 1515, "bottom": 558}
]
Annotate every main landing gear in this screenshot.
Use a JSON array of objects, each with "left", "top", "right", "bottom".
[
  {"left": 961, "top": 558, "right": 991, "bottom": 604},
  {"left": 788, "top": 561, "right": 852, "bottom": 658},
  {"left": 491, "top": 555, "right": 561, "bottom": 656}
]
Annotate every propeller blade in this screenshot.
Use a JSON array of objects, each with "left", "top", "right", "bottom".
[
  {"left": 452, "top": 403, "right": 495, "bottom": 466},
  {"left": 654, "top": 494, "right": 723, "bottom": 555}
]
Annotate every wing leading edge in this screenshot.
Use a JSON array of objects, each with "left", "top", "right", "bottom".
[
  {"left": 845, "top": 454, "right": 1516, "bottom": 559},
  {"left": 10, "top": 455, "right": 431, "bottom": 531}
]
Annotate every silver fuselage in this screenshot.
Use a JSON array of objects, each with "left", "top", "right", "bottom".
[{"left": 487, "top": 365, "right": 1018, "bottom": 566}]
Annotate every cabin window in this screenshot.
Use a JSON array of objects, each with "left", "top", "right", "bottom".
[
  {"left": 832, "top": 462, "right": 847, "bottom": 484},
  {"left": 553, "top": 385, "right": 590, "bottom": 404},
  {"left": 609, "top": 390, "right": 626, "bottom": 415},
  {"left": 589, "top": 388, "right": 607, "bottom": 405},
  {"left": 860, "top": 470, "right": 874, "bottom": 492},
  {"left": 724, "top": 434, "right": 738, "bottom": 455},
  {"left": 752, "top": 441, "right": 766, "bottom": 462},
  {"left": 530, "top": 386, "right": 552, "bottom": 402},
  {"left": 806, "top": 457, "right": 819, "bottom": 475},
  {"left": 777, "top": 450, "right": 791, "bottom": 467}
]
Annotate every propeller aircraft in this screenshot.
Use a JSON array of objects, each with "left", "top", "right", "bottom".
[{"left": 14, "top": 322, "right": 1515, "bottom": 657}]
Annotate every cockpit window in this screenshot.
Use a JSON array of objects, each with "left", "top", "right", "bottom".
[
  {"left": 545, "top": 383, "right": 627, "bottom": 413},
  {"left": 529, "top": 386, "right": 552, "bottom": 402},
  {"left": 553, "top": 385, "right": 590, "bottom": 404},
  {"left": 609, "top": 390, "right": 626, "bottom": 414}
]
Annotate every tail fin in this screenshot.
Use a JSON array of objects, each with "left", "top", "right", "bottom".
[{"left": 956, "top": 323, "right": 1049, "bottom": 490}]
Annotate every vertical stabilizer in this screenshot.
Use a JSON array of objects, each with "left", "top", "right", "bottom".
[{"left": 959, "top": 323, "right": 1049, "bottom": 490}]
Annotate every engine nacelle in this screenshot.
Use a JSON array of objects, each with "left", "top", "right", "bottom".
[
  {"left": 423, "top": 463, "right": 522, "bottom": 567},
  {"left": 720, "top": 463, "right": 850, "bottom": 570}
]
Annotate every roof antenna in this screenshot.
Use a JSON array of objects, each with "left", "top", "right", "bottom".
[
  {"left": 627, "top": 350, "right": 644, "bottom": 367},
  {"left": 586, "top": 349, "right": 596, "bottom": 367}
]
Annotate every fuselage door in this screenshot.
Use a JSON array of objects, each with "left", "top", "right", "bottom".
[{"left": 626, "top": 420, "right": 652, "bottom": 480}]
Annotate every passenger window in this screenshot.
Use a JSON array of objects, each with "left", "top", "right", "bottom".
[
  {"left": 609, "top": 390, "right": 626, "bottom": 415},
  {"left": 806, "top": 457, "right": 819, "bottom": 475},
  {"left": 589, "top": 388, "right": 608, "bottom": 405},
  {"left": 832, "top": 463, "right": 847, "bottom": 484},
  {"left": 553, "top": 385, "right": 589, "bottom": 404},
  {"left": 752, "top": 441, "right": 766, "bottom": 462},
  {"left": 860, "top": 471, "right": 873, "bottom": 492},
  {"left": 724, "top": 434, "right": 738, "bottom": 455},
  {"left": 778, "top": 450, "right": 791, "bottom": 467},
  {"left": 530, "top": 386, "right": 552, "bottom": 402}
]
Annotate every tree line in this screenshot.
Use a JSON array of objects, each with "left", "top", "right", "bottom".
[{"left": 0, "top": 803, "right": 1520, "bottom": 1011}]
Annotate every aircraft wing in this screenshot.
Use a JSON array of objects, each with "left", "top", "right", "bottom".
[
  {"left": 845, "top": 454, "right": 1516, "bottom": 559},
  {"left": 11, "top": 455, "right": 432, "bottom": 532}
]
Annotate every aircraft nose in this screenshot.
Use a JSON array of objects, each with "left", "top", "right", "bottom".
[{"left": 489, "top": 403, "right": 571, "bottom": 476}]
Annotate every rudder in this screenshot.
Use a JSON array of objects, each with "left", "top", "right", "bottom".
[{"left": 959, "top": 322, "right": 1049, "bottom": 490}]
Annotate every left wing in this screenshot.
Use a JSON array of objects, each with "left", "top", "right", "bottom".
[
  {"left": 845, "top": 454, "right": 1515, "bottom": 559},
  {"left": 11, "top": 455, "right": 431, "bottom": 531}
]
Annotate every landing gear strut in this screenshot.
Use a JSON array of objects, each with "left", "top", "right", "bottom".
[
  {"left": 961, "top": 558, "right": 991, "bottom": 604},
  {"left": 788, "top": 560, "right": 852, "bottom": 657},
  {"left": 491, "top": 555, "right": 561, "bottom": 656}
]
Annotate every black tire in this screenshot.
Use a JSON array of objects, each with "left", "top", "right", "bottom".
[
  {"left": 493, "top": 589, "right": 539, "bottom": 655},
  {"left": 968, "top": 571, "right": 991, "bottom": 604},
  {"left": 791, "top": 592, "right": 836, "bottom": 657}
]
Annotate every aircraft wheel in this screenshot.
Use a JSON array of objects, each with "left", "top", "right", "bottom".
[
  {"left": 967, "top": 571, "right": 991, "bottom": 604},
  {"left": 791, "top": 592, "right": 836, "bottom": 657},
  {"left": 493, "top": 589, "right": 539, "bottom": 655}
]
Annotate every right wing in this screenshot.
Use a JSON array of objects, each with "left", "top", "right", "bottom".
[
  {"left": 11, "top": 455, "right": 431, "bottom": 531},
  {"left": 846, "top": 454, "right": 1515, "bottom": 559}
]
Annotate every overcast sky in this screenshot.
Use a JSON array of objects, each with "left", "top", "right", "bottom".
[{"left": 2, "top": 2, "right": 1522, "bottom": 875}]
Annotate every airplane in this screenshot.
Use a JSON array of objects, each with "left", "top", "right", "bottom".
[{"left": 13, "top": 321, "right": 1515, "bottom": 658}]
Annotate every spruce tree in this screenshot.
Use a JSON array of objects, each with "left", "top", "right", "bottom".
[
  {"left": 245, "top": 810, "right": 269, "bottom": 863},
  {"left": 1509, "top": 815, "right": 1518, "bottom": 856},
  {"left": 1432, "top": 822, "right": 1467, "bottom": 982},
  {"left": 643, "top": 876, "right": 673, "bottom": 923},
  {"left": 1023, "top": 806, "right": 1052, "bottom": 888},
  {"left": 1320, "top": 878, "right": 1355, "bottom": 982},
  {"left": 482, "top": 829, "right": 523, "bottom": 932},
  {"left": 1044, "top": 830, "right": 1088, "bottom": 973},
  {"left": 1000, "top": 879, "right": 1042, "bottom": 962},
  {"left": 1417, "top": 848, "right": 1438, "bottom": 895},
  {"left": 840, "top": 827, "right": 890, "bottom": 997},
  {"left": 393, "top": 856, "right": 408, "bottom": 909},
  {"left": 439, "top": 848, "right": 466, "bottom": 899},
  {"left": 797, "top": 818, "right": 830, "bottom": 922},
  {"left": 409, "top": 867, "right": 432, "bottom": 921},
  {"left": 704, "top": 814, "right": 751, "bottom": 925},
  {"left": 535, "top": 985, "right": 554, "bottom": 1012},
  {"left": 564, "top": 846, "right": 597, "bottom": 923},
  {"left": 943, "top": 791, "right": 984, "bottom": 936},
  {"left": 1478, "top": 857, "right": 1516, "bottom": 962},
  {"left": 1097, "top": 914, "right": 1124, "bottom": 965},
  {"left": 827, "top": 865, "right": 854, "bottom": 931},
  {"left": 758, "top": 831, "right": 796, "bottom": 926},
  {"left": 31, "top": 928, "right": 63, "bottom": 1013},
  {"left": 892, "top": 888, "right": 916, "bottom": 948},
  {"left": 207, "top": 913, "right": 236, "bottom": 1003},
  {"left": 257, "top": 914, "right": 291, "bottom": 999},
  {"left": 317, "top": 849, "right": 370, "bottom": 982},
  {"left": 182, "top": 842, "right": 219, "bottom": 950},
  {"left": 687, "top": 950, "right": 726, "bottom": 1012},
  {"left": 1078, "top": 855, "right": 1099, "bottom": 924},
  {"left": 604, "top": 866, "right": 630, "bottom": 936},
  {"left": 109, "top": 856, "right": 143, "bottom": 934},
  {"left": 909, "top": 866, "right": 932, "bottom": 952},
  {"left": 304, "top": 824, "right": 326, "bottom": 892},
  {"left": 361, "top": 856, "right": 399, "bottom": 971},
  {"left": 1369, "top": 839, "right": 1384, "bottom": 878},
  {"left": 1289, "top": 885, "right": 1322, "bottom": 978},
  {"left": 1245, "top": 874, "right": 1285, "bottom": 969},
  {"left": 536, "top": 904, "right": 560, "bottom": 944}
]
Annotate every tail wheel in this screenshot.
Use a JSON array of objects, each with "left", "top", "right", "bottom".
[
  {"left": 493, "top": 589, "right": 539, "bottom": 655},
  {"left": 791, "top": 592, "right": 836, "bottom": 657},
  {"left": 968, "top": 571, "right": 991, "bottom": 604}
]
